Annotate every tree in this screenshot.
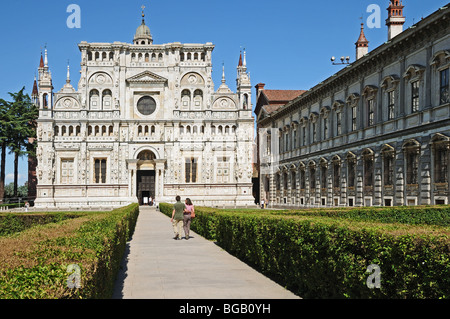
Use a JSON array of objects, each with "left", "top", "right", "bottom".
[
  {"left": 0, "top": 97, "right": 13, "bottom": 203},
  {"left": 5, "top": 87, "right": 38, "bottom": 198}
]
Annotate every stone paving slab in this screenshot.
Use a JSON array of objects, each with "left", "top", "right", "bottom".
[{"left": 112, "top": 206, "right": 300, "bottom": 299}]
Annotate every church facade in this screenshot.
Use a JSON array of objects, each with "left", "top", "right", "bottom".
[
  {"left": 256, "top": 1, "right": 450, "bottom": 208},
  {"left": 32, "top": 10, "right": 255, "bottom": 209}
]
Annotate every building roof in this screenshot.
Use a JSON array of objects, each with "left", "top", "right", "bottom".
[
  {"left": 263, "top": 90, "right": 306, "bottom": 103},
  {"left": 255, "top": 88, "right": 306, "bottom": 119}
]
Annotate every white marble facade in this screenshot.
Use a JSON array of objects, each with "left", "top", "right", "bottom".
[{"left": 33, "top": 12, "right": 255, "bottom": 209}]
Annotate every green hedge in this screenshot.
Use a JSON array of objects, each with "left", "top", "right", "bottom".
[
  {"left": 0, "top": 204, "right": 139, "bottom": 299},
  {"left": 0, "top": 213, "right": 79, "bottom": 237},
  {"left": 159, "top": 203, "right": 450, "bottom": 299}
]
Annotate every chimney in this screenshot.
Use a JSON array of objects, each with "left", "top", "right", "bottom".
[{"left": 255, "top": 83, "right": 265, "bottom": 98}]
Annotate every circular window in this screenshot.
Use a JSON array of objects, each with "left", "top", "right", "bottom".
[{"left": 137, "top": 96, "right": 157, "bottom": 116}]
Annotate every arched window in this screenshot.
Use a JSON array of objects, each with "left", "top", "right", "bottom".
[
  {"left": 332, "top": 156, "right": 341, "bottom": 189},
  {"left": 102, "top": 89, "right": 112, "bottom": 110},
  {"left": 43, "top": 93, "right": 49, "bottom": 108},
  {"left": 362, "top": 149, "right": 374, "bottom": 187},
  {"left": 403, "top": 140, "right": 420, "bottom": 185},
  {"left": 193, "top": 90, "right": 203, "bottom": 109},
  {"left": 347, "top": 152, "right": 357, "bottom": 188},
  {"left": 181, "top": 90, "right": 191, "bottom": 109},
  {"left": 89, "top": 89, "right": 100, "bottom": 109}
]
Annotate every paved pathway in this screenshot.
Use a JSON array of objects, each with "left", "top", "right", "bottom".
[{"left": 112, "top": 206, "right": 300, "bottom": 299}]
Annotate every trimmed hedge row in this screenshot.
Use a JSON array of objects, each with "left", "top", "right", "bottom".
[
  {"left": 0, "top": 204, "right": 139, "bottom": 299},
  {"left": 159, "top": 203, "right": 450, "bottom": 299},
  {"left": 0, "top": 213, "right": 79, "bottom": 237}
]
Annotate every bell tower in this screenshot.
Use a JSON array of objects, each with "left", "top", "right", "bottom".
[
  {"left": 236, "top": 50, "right": 252, "bottom": 110},
  {"left": 37, "top": 48, "right": 53, "bottom": 117},
  {"left": 386, "top": 0, "right": 405, "bottom": 40}
]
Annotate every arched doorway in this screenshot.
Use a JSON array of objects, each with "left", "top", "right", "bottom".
[{"left": 136, "top": 150, "right": 157, "bottom": 206}]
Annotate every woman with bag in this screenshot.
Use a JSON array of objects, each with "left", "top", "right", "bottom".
[{"left": 183, "top": 198, "right": 195, "bottom": 240}]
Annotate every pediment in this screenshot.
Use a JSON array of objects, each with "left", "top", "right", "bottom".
[{"left": 126, "top": 71, "right": 168, "bottom": 84}]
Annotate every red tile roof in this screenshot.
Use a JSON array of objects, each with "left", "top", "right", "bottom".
[{"left": 263, "top": 90, "right": 306, "bottom": 102}]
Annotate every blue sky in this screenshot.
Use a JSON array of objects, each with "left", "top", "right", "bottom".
[{"left": 0, "top": 0, "right": 448, "bottom": 186}]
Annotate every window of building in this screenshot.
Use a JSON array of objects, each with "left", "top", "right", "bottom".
[
  {"left": 137, "top": 96, "right": 157, "bottom": 116},
  {"left": 266, "top": 133, "right": 271, "bottom": 156},
  {"left": 347, "top": 156, "right": 356, "bottom": 188},
  {"left": 94, "top": 159, "right": 107, "bottom": 184},
  {"left": 333, "top": 159, "right": 341, "bottom": 189},
  {"left": 276, "top": 174, "right": 281, "bottom": 191},
  {"left": 291, "top": 171, "right": 296, "bottom": 190},
  {"left": 285, "top": 133, "right": 289, "bottom": 152},
  {"left": 310, "top": 166, "right": 316, "bottom": 190},
  {"left": 363, "top": 151, "right": 374, "bottom": 187},
  {"left": 411, "top": 81, "right": 420, "bottom": 113},
  {"left": 351, "top": 105, "right": 357, "bottom": 131},
  {"left": 61, "top": 159, "right": 74, "bottom": 184},
  {"left": 302, "top": 126, "right": 306, "bottom": 146},
  {"left": 300, "top": 167, "right": 306, "bottom": 190},
  {"left": 185, "top": 157, "right": 198, "bottom": 183},
  {"left": 312, "top": 122, "right": 317, "bottom": 143},
  {"left": 216, "top": 157, "right": 229, "bottom": 183},
  {"left": 367, "top": 99, "right": 375, "bottom": 126},
  {"left": 388, "top": 90, "right": 395, "bottom": 120},
  {"left": 336, "top": 112, "right": 342, "bottom": 136},
  {"left": 404, "top": 145, "right": 419, "bottom": 185},
  {"left": 440, "top": 68, "right": 449, "bottom": 105},
  {"left": 283, "top": 172, "right": 288, "bottom": 190},
  {"left": 321, "top": 164, "right": 327, "bottom": 190},
  {"left": 434, "top": 146, "right": 449, "bottom": 184},
  {"left": 293, "top": 130, "right": 297, "bottom": 149},
  {"left": 323, "top": 118, "right": 328, "bottom": 139},
  {"left": 383, "top": 152, "right": 394, "bottom": 186},
  {"left": 279, "top": 134, "right": 283, "bottom": 154}
]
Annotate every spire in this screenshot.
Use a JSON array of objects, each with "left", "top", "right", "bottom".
[
  {"left": 44, "top": 47, "right": 48, "bottom": 67},
  {"left": 243, "top": 49, "right": 247, "bottom": 67},
  {"left": 218, "top": 63, "right": 232, "bottom": 93},
  {"left": 222, "top": 63, "right": 226, "bottom": 84},
  {"left": 39, "top": 52, "right": 44, "bottom": 68},
  {"left": 356, "top": 23, "right": 369, "bottom": 60},
  {"left": 141, "top": 4, "right": 146, "bottom": 25},
  {"left": 238, "top": 52, "right": 243, "bottom": 67},
  {"left": 32, "top": 75, "right": 38, "bottom": 97},
  {"left": 66, "top": 61, "right": 71, "bottom": 84},
  {"left": 356, "top": 23, "right": 369, "bottom": 47}
]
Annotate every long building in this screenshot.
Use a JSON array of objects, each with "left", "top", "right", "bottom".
[{"left": 256, "top": 1, "right": 450, "bottom": 208}]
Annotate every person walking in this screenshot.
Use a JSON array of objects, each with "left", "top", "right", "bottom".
[
  {"left": 183, "top": 198, "right": 195, "bottom": 240},
  {"left": 171, "top": 195, "right": 185, "bottom": 240}
]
